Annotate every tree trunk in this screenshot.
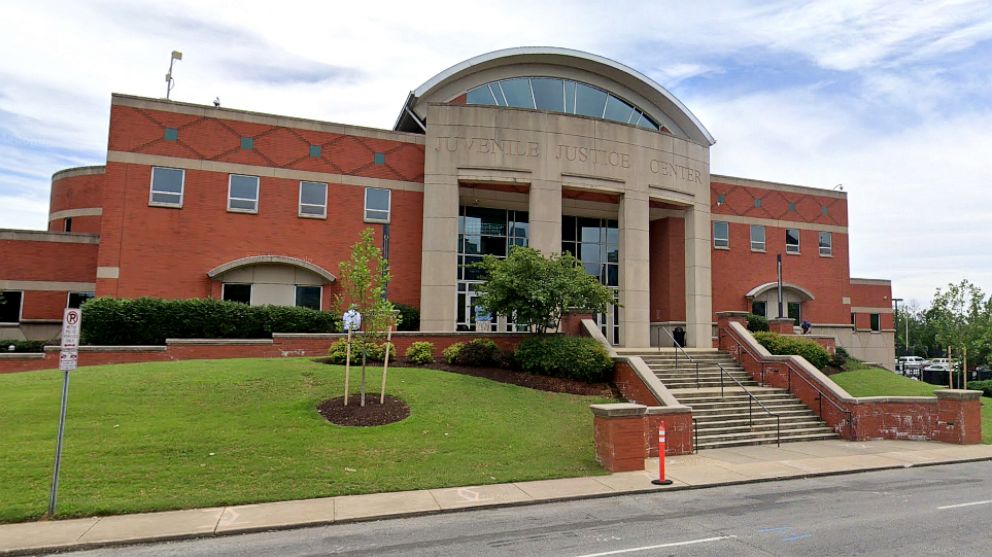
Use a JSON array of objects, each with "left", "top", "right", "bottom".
[{"left": 360, "top": 346, "right": 367, "bottom": 407}]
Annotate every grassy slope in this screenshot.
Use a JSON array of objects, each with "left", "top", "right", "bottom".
[
  {"left": 830, "top": 368, "right": 992, "bottom": 445},
  {"left": 0, "top": 358, "right": 610, "bottom": 523}
]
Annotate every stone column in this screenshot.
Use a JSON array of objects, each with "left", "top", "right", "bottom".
[
  {"left": 527, "top": 179, "right": 561, "bottom": 255},
  {"left": 620, "top": 191, "right": 650, "bottom": 347},
  {"left": 418, "top": 177, "right": 459, "bottom": 332},
  {"left": 683, "top": 203, "right": 713, "bottom": 347}
]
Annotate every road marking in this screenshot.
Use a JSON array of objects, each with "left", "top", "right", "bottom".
[
  {"left": 938, "top": 500, "right": 992, "bottom": 510},
  {"left": 571, "top": 535, "right": 736, "bottom": 557}
]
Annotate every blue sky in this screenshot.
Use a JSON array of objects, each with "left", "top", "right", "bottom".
[{"left": 1, "top": 0, "right": 990, "bottom": 307}]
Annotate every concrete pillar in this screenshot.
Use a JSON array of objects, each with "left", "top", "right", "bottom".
[
  {"left": 619, "top": 191, "right": 650, "bottom": 347},
  {"left": 683, "top": 203, "right": 713, "bottom": 347},
  {"left": 527, "top": 179, "right": 561, "bottom": 255},
  {"left": 418, "top": 178, "right": 459, "bottom": 332}
]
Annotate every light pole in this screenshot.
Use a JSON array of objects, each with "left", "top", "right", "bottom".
[
  {"left": 892, "top": 298, "right": 903, "bottom": 354},
  {"left": 165, "top": 50, "right": 182, "bottom": 99}
]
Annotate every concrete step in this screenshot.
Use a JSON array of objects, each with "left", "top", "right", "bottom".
[
  {"left": 691, "top": 408, "right": 816, "bottom": 421},
  {"left": 694, "top": 414, "right": 823, "bottom": 429},
  {"left": 696, "top": 431, "right": 839, "bottom": 450},
  {"left": 696, "top": 426, "right": 837, "bottom": 445},
  {"left": 694, "top": 419, "right": 826, "bottom": 434}
]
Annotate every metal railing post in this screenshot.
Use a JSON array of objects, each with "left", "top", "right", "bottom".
[{"left": 695, "top": 361, "right": 699, "bottom": 388}]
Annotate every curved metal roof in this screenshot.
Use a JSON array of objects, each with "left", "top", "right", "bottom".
[{"left": 395, "top": 46, "right": 715, "bottom": 146}]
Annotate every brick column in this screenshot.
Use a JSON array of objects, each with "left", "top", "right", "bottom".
[
  {"left": 716, "top": 311, "right": 749, "bottom": 352},
  {"left": 768, "top": 318, "right": 795, "bottom": 335},
  {"left": 591, "top": 403, "right": 648, "bottom": 472},
  {"left": 934, "top": 390, "right": 983, "bottom": 444}
]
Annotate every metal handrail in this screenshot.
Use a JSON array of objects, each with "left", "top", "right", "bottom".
[
  {"left": 662, "top": 327, "right": 781, "bottom": 447},
  {"left": 730, "top": 332, "right": 856, "bottom": 440}
]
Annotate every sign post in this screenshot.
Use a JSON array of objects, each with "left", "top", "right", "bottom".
[{"left": 48, "top": 308, "right": 81, "bottom": 518}]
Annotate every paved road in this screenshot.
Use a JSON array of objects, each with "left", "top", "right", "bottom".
[{"left": 54, "top": 461, "right": 992, "bottom": 557}]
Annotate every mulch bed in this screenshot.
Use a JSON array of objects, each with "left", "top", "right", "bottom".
[{"left": 317, "top": 394, "right": 410, "bottom": 427}]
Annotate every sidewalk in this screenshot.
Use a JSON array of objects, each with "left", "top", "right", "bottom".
[{"left": 4, "top": 439, "right": 992, "bottom": 556}]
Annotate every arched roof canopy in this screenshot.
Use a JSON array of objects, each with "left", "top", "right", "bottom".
[
  {"left": 207, "top": 255, "right": 337, "bottom": 283},
  {"left": 395, "top": 46, "right": 715, "bottom": 146},
  {"left": 746, "top": 282, "right": 816, "bottom": 302}
]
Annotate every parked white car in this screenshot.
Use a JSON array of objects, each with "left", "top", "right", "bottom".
[
  {"left": 923, "top": 363, "right": 952, "bottom": 373},
  {"left": 929, "top": 358, "right": 960, "bottom": 370},
  {"left": 897, "top": 356, "right": 930, "bottom": 372}
]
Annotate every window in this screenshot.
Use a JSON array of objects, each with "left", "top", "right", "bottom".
[
  {"left": 299, "top": 181, "right": 327, "bottom": 218},
  {"left": 222, "top": 283, "right": 251, "bottom": 304},
  {"left": 164, "top": 127, "right": 178, "bottom": 141},
  {"left": 713, "top": 221, "right": 729, "bottom": 249},
  {"left": 309, "top": 145, "right": 321, "bottom": 158},
  {"left": 819, "top": 231, "right": 833, "bottom": 256},
  {"left": 149, "top": 167, "right": 184, "bottom": 207},
  {"left": 750, "top": 225, "right": 765, "bottom": 251},
  {"left": 373, "top": 152, "right": 385, "bottom": 165},
  {"left": 751, "top": 300, "right": 767, "bottom": 317},
  {"left": 754, "top": 198, "right": 762, "bottom": 208},
  {"left": 851, "top": 312, "right": 857, "bottom": 325},
  {"left": 228, "top": 175, "right": 259, "bottom": 213},
  {"left": 240, "top": 137, "right": 253, "bottom": 150},
  {"left": 295, "top": 286, "right": 321, "bottom": 310},
  {"left": 0, "top": 291, "right": 23, "bottom": 323},
  {"left": 364, "top": 187, "right": 390, "bottom": 223},
  {"left": 788, "top": 302, "right": 801, "bottom": 325},
  {"left": 67, "top": 292, "right": 94, "bottom": 309},
  {"left": 64, "top": 217, "right": 72, "bottom": 233},
  {"left": 870, "top": 313, "right": 881, "bottom": 331},
  {"left": 786, "top": 228, "right": 800, "bottom": 254}
]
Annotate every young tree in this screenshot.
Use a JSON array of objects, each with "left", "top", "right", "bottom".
[
  {"left": 928, "top": 280, "right": 992, "bottom": 367},
  {"left": 336, "top": 227, "right": 395, "bottom": 406},
  {"left": 473, "top": 247, "right": 614, "bottom": 335}
]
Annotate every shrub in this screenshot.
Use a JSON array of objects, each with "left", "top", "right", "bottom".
[
  {"left": 81, "top": 297, "right": 338, "bottom": 345},
  {"left": 405, "top": 341, "right": 435, "bottom": 364},
  {"left": 326, "top": 338, "right": 395, "bottom": 364},
  {"left": 0, "top": 340, "right": 47, "bottom": 353},
  {"left": 442, "top": 343, "right": 463, "bottom": 365},
  {"left": 514, "top": 335, "right": 613, "bottom": 383},
  {"left": 746, "top": 313, "right": 769, "bottom": 332},
  {"left": 753, "top": 331, "right": 830, "bottom": 370},
  {"left": 394, "top": 303, "right": 420, "bottom": 331},
  {"left": 967, "top": 380, "right": 992, "bottom": 397},
  {"left": 830, "top": 346, "right": 849, "bottom": 369},
  {"left": 454, "top": 338, "right": 500, "bottom": 367}
]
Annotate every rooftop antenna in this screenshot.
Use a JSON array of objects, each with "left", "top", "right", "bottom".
[{"left": 165, "top": 50, "right": 183, "bottom": 100}]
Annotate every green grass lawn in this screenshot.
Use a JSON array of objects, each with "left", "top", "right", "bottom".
[
  {"left": 830, "top": 368, "right": 992, "bottom": 444},
  {"left": 0, "top": 358, "right": 612, "bottom": 523}
]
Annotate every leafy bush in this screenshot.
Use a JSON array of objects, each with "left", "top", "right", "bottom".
[
  {"left": 326, "top": 338, "right": 395, "bottom": 364},
  {"left": 0, "top": 340, "right": 47, "bottom": 353},
  {"left": 81, "top": 297, "right": 339, "bottom": 345},
  {"left": 753, "top": 331, "right": 830, "bottom": 370},
  {"left": 453, "top": 338, "right": 500, "bottom": 367},
  {"left": 404, "top": 341, "right": 435, "bottom": 364},
  {"left": 442, "top": 343, "right": 463, "bottom": 365},
  {"left": 514, "top": 335, "right": 614, "bottom": 382},
  {"left": 746, "top": 313, "right": 769, "bottom": 332},
  {"left": 967, "top": 380, "right": 992, "bottom": 397},
  {"left": 394, "top": 303, "right": 420, "bottom": 331},
  {"left": 830, "top": 346, "right": 849, "bottom": 369}
]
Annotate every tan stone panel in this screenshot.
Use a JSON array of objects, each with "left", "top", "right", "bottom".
[
  {"left": 420, "top": 218, "right": 459, "bottom": 252},
  {"left": 419, "top": 252, "right": 457, "bottom": 287}
]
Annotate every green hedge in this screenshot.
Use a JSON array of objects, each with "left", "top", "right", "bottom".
[
  {"left": 393, "top": 303, "right": 420, "bottom": 331},
  {"left": 746, "top": 313, "right": 769, "bottom": 332},
  {"left": 81, "top": 297, "right": 338, "bottom": 345},
  {"left": 326, "top": 338, "right": 396, "bottom": 364},
  {"left": 404, "top": 341, "right": 434, "bottom": 364},
  {"left": 0, "top": 340, "right": 47, "bottom": 353},
  {"left": 967, "top": 380, "right": 992, "bottom": 397},
  {"left": 753, "top": 331, "right": 830, "bottom": 370},
  {"left": 514, "top": 335, "right": 613, "bottom": 383}
]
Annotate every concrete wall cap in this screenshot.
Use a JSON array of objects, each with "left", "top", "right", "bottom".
[
  {"left": 44, "top": 345, "right": 167, "bottom": 352},
  {"left": 935, "top": 389, "right": 983, "bottom": 401},
  {"left": 716, "top": 311, "right": 750, "bottom": 319},
  {"left": 0, "top": 352, "right": 46, "bottom": 360},
  {"left": 645, "top": 405, "right": 692, "bottom": 415},
  {"left": 165, "top": 339, "right": 274, "bottom": 345},
  {"left": 590, "top": 403, "right": 647, "bottom": 417}
]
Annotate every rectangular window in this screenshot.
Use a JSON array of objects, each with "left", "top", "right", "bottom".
[
  {"left": 149, "top": 167, "right": 184, "bottom": 207},
  {"left": 786, "top": 228, "right": 800, "bottom": 254},
  {"left": 819, "top": 231, "right": 833, "bottom": 256},
  {"left": 299, "top": 181, "right": 327, "bottom": 218},
  {"left": 67, "top": 291, "right": 95, "bottom": 309},
  {"left": 870, "top": 313, "right": 881, "bottom": 331},
  {"left": 222, "top": 283, "right": 251, "bottom": 304},
  {"left": 713, "top": 221, "right": 729, "bottom": 249},
  {"left": 295, "top": 286, "right": 321, "bottom": 310},
  {"left": 364, "top": 187, "right": 391, "bottom": 223},
  {"left": 0, "top": 291, "right": 23, "bottom": 323},
  {"left": 228, "top": 174, "right": 259, "bottom": 213},
  {"left": 750, "top": 224, "right": 766, "bottom": 251},
  {"left": 751, "top": 300, "right": 767, "bottom": 317},
  {"left": 64, "top": 217, "right": 73, "bottom": 232},
  {"left": 788, "top": 302, "right": 801, "bottom": 325},
  {"left": 851, "top": 312, "right": 856, "bottom": 325}
]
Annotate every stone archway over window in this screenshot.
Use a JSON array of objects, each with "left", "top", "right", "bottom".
[
  {"left": 207, "top": 255, "right": 336, "bottom": 310},
  {"left": 746, "top": 282, "right": 815, "bottom": 323}
]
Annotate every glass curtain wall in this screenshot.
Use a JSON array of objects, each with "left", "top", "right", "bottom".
[
  {"left": 456, "top": 206, "right": 529, "bottom": 331},
  {"left": 561, "top": 216, "right": 620, "bottom": 344}
]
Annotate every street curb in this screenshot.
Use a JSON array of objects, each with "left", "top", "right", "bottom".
[{"left": 4, "top": 456, "right": 991, "bottom": 556}]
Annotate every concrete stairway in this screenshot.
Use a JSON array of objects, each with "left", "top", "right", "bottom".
[{"left": 631, "top": 350, "right": 837, "bottom": 449}]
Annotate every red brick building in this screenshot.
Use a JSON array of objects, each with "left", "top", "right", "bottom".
[{"left": 0, "top": 47, "right": 894, "bottom": 365}]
